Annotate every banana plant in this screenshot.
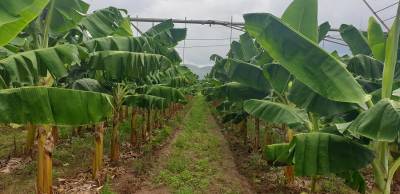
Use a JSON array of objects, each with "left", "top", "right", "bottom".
[
  {"left": 0, "top": 87, "right": 112, "bottom": 193},
  {"left": 0, "top": 0, "right": 49, "bottom": 46},
  {"left": 204, "top": 0, "right": 386, "bottom": 192}
]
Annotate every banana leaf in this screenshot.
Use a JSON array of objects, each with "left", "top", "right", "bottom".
[
  {"left": 0, "top": 0, "right": 49, "bottom": 46},
  {"left": 146, "top": 85, "right": 186, "bottom": 104},
  {"left": 262, "top": 63, "right": 291, "bottom": 94},
  {"left": 239, "top": 33, "right": 258, "bottom": 61},
  {"left": 318, "top": 22, "right": 331, "bottom": 43},
  {"left": 228, "top": 41, "right": 244, "bottom": 60},
  {"left": 266, "top": 133, "right": 374, "bottom": 176},
  {"left": 48, "top": 0, "right": 89, "bottom": 35},
  {"left": 243, "top": 99, "right": 307, "bottom": 126},
  {"left": 0, "top": 44, "right": 81, "bottom": 87},
  {"left": 124, "top": 94, "right": 166, "bottom": 109},
  {"left": 80, "top": 7, "right": 132, "bottom": 38},
  {"left": 214, "top": 82, "right": 267, "bottom": 102},
  {"left": 225, "top": 59, "right": 270, "bottom": 91},
  {"left": 348, "top": 99, "right": 400, "bottom": 142},
  {"left": 88, "top": 51, "right": 172, "bottom": 82},
  {"left": 281, "top": 0, "right": 318, "bottom": 42},
  {"left": 0, "top": 87, "right": 113, "bottom": 125},
  {"left": 244, "top": 13, "right": 368, "bottom": 104},
  {"left": 339, "top": 24, "right": 372, "bottom": 56},
  {"left": 347, "top": 54, "right": 383, "bottom": 79},
  {"left": 288, "top": 81, "right": 358, "bottom": 117},
  {"left": 71, "top": 78, "right": 107, "bottom": 93},
  {"left": 367, "top": 17, "right": 386, "bottom": 61},
  {"left": 144, "top": 19, "right": 187, "bottom": 47}
]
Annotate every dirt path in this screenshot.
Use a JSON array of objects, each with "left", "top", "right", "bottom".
[{"left": 134, "top": 95, "right": 254, "bottom": 194}]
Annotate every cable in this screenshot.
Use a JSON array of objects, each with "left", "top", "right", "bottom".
[
  {"left": 323, "top": 39, "right": 348, "bottom": 46},
  {"left": 361, "top": 0, "right": 390, "bottom": 30},
  {"left": 384, "top": 15, "right": 396, "bottom": 21},
  {"left": 326, "top": 35, "right": 345, "bottom": 42},
  {"left": 376, "top": 1, "right": 399, "bottom": 13}
]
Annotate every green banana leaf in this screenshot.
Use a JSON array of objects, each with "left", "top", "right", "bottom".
[
  {"left": 318, "top": 22, "right": 331, "bottom": 43},
  {"left": 88, "top": 51, "right": 172, "bottom": 82},
  {"left": 71, "top": 78, "right": 107, "bottom": 93},
  {"left": 263, "top": 143, "right": 291, "bottom": 164},
  {"left": 146, "top": 85, "right": 186, "bottom": 104},
  {"left": 0, "top": 87, "right": 112, "bottom": 125},
  {"left": 209, "top": 59, "right": 229, "bottom": 82},
  {"left": 265, "top": 133, "right": 374, "bottom": 176},
  {"left": 80, "top": 7, "right": 132, "bottom": 38},
  {"left": 239, "top": 33, "right": 258, "bottom": 61},
  {"left": 382, "top": 5, "right": 400, "bottom": 98},
  {"left": 288, "top": 81, "right": 358, "bottom": 117},
  {"left": 166, "top": 76, "right": 191, "bottom": 87},
  {"left": 48, "top": 0, "right": 89, "bottom": 35},
  {"left": 82, "top": 36, "right": 153, "bottom": 53},
  {"left": 144, "top": 19, "right": 174, "bottom": 37},
  {"left": 293, "top": 133, "right": 373, "bottom": 176},
  {"left": 243, "top": 99, "right": 307, "bottom": 125},
  {"left": 262, "top": 63, "right": 291, "bottom": 94},
  {"left": 0, "top": 44, "right": 81, "bottom": 87},
  {"left": 339, "top": 24, "right": 372, "bottom": 56},
  {"left": 82, "top": 36, "right": 182, "bottom": 64},
  {"left": 367, "top": 17, "right": 386, "bottom": 61},
  {"left": 214, "top": 82, "right": 267, "bottom": 102},
  {"left": 348, "top": 99, "right": 400, "bottom": 142},
  {"left": 0, "top": 0, "right": 49, "bottom": 46},
  {"left": 124, "top": 94, "right": 166, "bottom": 109},
  {"left": 144, "top": 19, "right": 187, "bottom": 48},
  {"left": 244, "top": 13, "right": 368, "bottom": 104},
  {"left": 224, "top": 59, "right": 269, "bottom": 91},
  {"left": 251, "top": 50, "right": 273, "bottom": 66},
  {"left": 228, "top": 41, "right": 244, "bottom": 60},
  {"left": 281, "top": 0, "right": 318, "bottom": 42},
  {"left": 347, "top": 54, "right": 383, "bottom": 79}
]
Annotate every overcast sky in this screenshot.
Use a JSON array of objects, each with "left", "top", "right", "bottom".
[{"left": 85, "top": 0, "right": 398, "bottom": 67}]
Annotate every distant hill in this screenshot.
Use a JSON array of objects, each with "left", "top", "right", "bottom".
[{"left": 184, "top": 64, "right": 212, "bottom": 79}]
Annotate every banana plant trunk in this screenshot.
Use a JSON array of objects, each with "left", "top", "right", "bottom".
[
  {"left": 51, "top": 126, "right": 59, "bottom": 145},
  {"left": 37, "top": 125, "right": 54, "bottom": 194},
  {"left": 130, "top": 107, "right": 137, "bottom": 146},
  {"left": 110, "top": 111, "right": 120, "bottom": 162},
  {"left": 146, "top": 108, "right": 151, "bottom": 142},
  {"left": 124, "top": 105, "right": 129, "bottom": 120},
  {"left": 25, "top": 123, "right": 36, "bottom": 154},
  {"left": 141, "top": 109, "right": 146, "bottom": 144},
  {"left": 241, "top": 118, "right": 248, "bottom": 144},
  {"left": 254, "top": 118, "right": 260, "bottom": 151},
  {"left": 92, "top": 123, "right": 104, "bottom": 179},
  {"left": 264, "top": 123, "right": 272, "bottom": 145},
  {"left": 284, "top": 125, "right": 295, "bottom": 184}
]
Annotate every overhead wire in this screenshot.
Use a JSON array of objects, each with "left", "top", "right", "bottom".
[
  {"left": 384, "top": 15, "right": 396, "bottom": 21},
  {"left": 376, "top": 1, "right": 399, "bottom": 13},
  {"left": 361, "top": 0, "right": 390, "bottom": 30}
]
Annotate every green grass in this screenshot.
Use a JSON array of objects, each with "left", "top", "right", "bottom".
[{"left": 154, "top": 95, "right": 225, "bottom": 193}]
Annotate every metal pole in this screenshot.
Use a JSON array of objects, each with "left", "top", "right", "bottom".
[
  {"left": 136, "top": 15, "right": 139, "bottom": 36},
  {"left": 229, "top": 16, "right": 233, "bottom": 43},
  {"left": 183, "top": 17, "right": 187, "bottom": 64},
  {"left": 130, "top": 17, "right": 342, "bottom": 32}
]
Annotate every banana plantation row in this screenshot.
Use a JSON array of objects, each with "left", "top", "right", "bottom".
[
  {"left": 0, "top": 0, "right": 198, "bottom": 193},
  {"left": 202, "top": 0, "right": 400, "bottom": 193},
  {"left": 2, "top": 0, "right": 400, "bottom": 193}
]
